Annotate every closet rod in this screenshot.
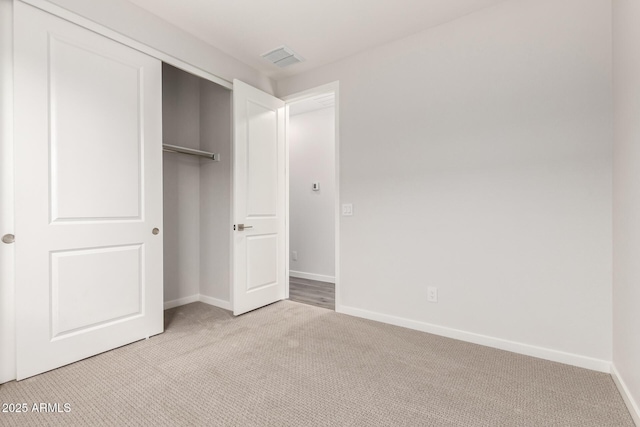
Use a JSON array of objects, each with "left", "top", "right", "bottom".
[{"left": 162, "top": 144, "right": 220, "bottom": 161}]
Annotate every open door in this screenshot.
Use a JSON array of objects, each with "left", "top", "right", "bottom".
[
  {"left": 13, "top": 3, "right": 164, "bottom": 379},
  {"left": 232, "top": 80, "right": 286, "bottom": 315}
]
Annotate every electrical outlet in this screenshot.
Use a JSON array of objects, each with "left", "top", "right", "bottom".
[
  {"left": 427, "top": 287, "right": 438, "bottom": 303},
  {"left": 342, "top": 204, "right": 353, "bottom": 216},
  {"left": 291, "top": 251, "right": 298, "bottom": 261}
]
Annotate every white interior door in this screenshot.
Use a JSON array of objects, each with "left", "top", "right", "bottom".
[
  {"left": 233, "top": 80, "right": 286, "bottom": 315},
  {"left": 14, "top": 2, "right": 164, "bottom": 379}
]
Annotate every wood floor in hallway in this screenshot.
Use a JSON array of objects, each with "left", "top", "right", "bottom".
[{"left": 288, "top": 276, "right": 335, "bottom": 310}]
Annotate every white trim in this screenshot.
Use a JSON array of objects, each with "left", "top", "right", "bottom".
[
  {"left": 282, "top": 81, "right": 341, "bottom": 309},
  {"left": 334, "top": 85, "right": 341, "bottom": 310},
  {"left": 612, "top": 364, "right": 640, "bottom": 426},
  {"left": 19, "top": 0, "right": 233, "bottom": 90},
  {"left": 0, "top": 0, "right": 15, "bottom": 385},
  {"left": 228, "top": 87, "right": 236, "bottom": 312},
  {"left": 284, "top": 104, "right": 290, "bottom": 301},
  {"left": 164, "top": 294, "right": 232, "bottom": 311},
  {"left": 163, "top": 295, "right": 200, "bottom": 310},
  {"left": 289, "top": 270, "right": 335, "bottom": 284},
  {"left": 280, "top": 82, "right": 341, "bottom": 103},
  {"left": 198, "top": 294, "right": 233, "bottom": 311},
  {"left": 337, "top": 304, "right": 612, "bottom": 373}
]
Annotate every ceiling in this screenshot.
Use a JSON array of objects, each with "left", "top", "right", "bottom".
[{"left": 126, "top": 0, "right": 507, "bottom": 80}]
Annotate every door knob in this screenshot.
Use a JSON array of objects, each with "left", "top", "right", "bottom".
[
  {"left": 2, "top": 234, "right": 14, "bottom": 244},
  {"left": 152, "top": 228, "right": 160, "bottom": 235},
  {"left": 237, "top": 224, "right": 253, "bottom": 231}
]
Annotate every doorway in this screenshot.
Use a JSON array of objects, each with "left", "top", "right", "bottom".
[{"left": 285, "top": 85, "right": 339, "bottom": 310}]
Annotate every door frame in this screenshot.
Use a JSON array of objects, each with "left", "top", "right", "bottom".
[{"left": 281, "top": 82, "right": 341, "bottom": 310}]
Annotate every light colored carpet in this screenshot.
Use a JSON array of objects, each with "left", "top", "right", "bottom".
[{"left": 0, "top": 301, "right": 633, "bottom": 426}]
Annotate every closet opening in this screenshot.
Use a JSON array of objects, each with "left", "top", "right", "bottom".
[
  {"left": 286, "top": 91, "right": 337, "bottom": 311},
  {"left": 161, "top": 63, "right": 233, "bottom": 320}
]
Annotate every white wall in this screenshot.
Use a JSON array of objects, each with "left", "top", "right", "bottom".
[
  {"left": 612, "top": 0, "right": 640, "bottom": 422},
  {"left": 162, "top": 64, "right": 202, "bottom": 303},
  {"left": 199, "top": 80, "right": 232, "bottom": 304},
  {"left": 163, "top": 65, "right": 233, "bottom": 307},
  {"left": 289, "top": 107, "right": 336, "bottom": 281},
  {"left": 278, "top": 0, "right": 613, "bottom": 368},
  {"left": 43, "top": 0, "right": 274, "bottom": 94}
]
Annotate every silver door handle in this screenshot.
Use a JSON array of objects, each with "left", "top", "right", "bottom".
[
  {"left": 2, "top": 234, "right": 14, "bottom": 244},
  {"left": 237, "top": 224, "right": 253, "bottom": 231}
]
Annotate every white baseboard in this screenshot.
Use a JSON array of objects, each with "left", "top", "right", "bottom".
[
  {"left": 289, "top": 270, "right": 335, "bottom": 283},
  {"left": 336, "top": 304, "right": 611, "bottom": 373},
  {"left": 612, "top": 364, "right": 640, "bottom": 426},
  {"left": 163, "top": 294, "right": 200, "bottom": 310},
  {"left": 198, "top": 294, "right": 232, "bottom": 311},
  {"left": 164, "top": 294, "right": 231, "bottom": 311}
]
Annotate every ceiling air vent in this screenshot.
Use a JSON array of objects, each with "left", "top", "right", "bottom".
[{"left": 261, "top": 45, "right": 304, "bottom": 68}]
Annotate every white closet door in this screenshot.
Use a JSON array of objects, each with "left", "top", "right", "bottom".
[
  {"left": 14, "top": 3, "right": 163, "bottom": 379},
  {"left": 233, "top": 80, "right": 286, "bottom": 315}
]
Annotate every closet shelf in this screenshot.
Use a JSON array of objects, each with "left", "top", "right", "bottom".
[{"left": 162, "top": 143, "right": 220, "bottom": 161}]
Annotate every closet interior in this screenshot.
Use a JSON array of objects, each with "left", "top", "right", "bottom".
[{"left": 162, "top": 63, "right": 232, "bottom": 308}]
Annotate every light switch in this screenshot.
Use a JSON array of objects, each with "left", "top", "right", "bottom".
[
  {"left": 427, "top": 287, "right": 438, "bottom": 303},
  {"left": 342, "top": 204, "right": 353, "bottom": 216},
  {"left": 312, "top": 182, "right": 320, "bottom": 191}
]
